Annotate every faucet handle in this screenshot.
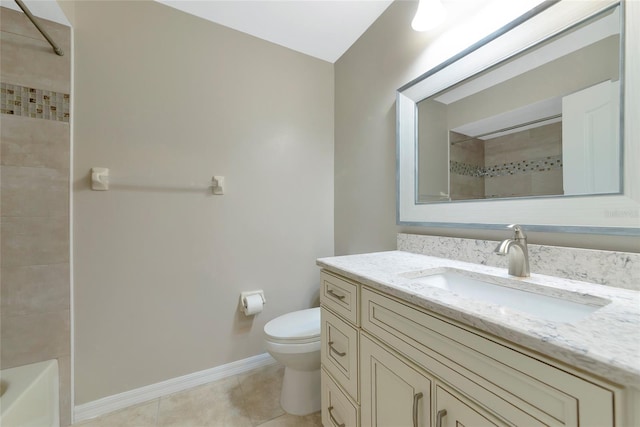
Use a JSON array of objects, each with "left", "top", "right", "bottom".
[{"left": 507, "top": 224, "right": 527, "bottom": 240}]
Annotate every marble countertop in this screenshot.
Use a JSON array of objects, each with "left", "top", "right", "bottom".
[{"left": 317, "top": 250, "right": 640, "bottom": 388}]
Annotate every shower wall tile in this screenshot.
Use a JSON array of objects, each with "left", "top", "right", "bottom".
[
  {"left": 0, "top": 31, "right": 71, "bottom": 93},
  {"left": 1, "top": 166, "right": 69, "bottom": 217},
  {"left": 1, "top": 263, "right": 70, "bottom": 317},
  {"left": 531, "top": 168, "right": 564, "bottom": 196},
  {"left": 451, "top": 122, "right": 564, "bottom": 199},
  {"left": 450, "top": 133, "right": 484, "bottom": 200},
  {"left": 0, "top": 309, "right": 70, "bottom": 369},
  {"left": 0, "top": 216, "right": 69, "bottom": 267},
  {"left": 484, "top": 122, "right": 562, "bottom": 166},
  {"left": 450, "top": 132, "right": 484, "bottom": 164},
  {"left": 450, "top": 173, "right": 484, "bottom": 200},
  {"left": 58, "top": 355, "right": 73, "bottom": 427},
  {"left": 0, "top": 8, "right": 70, "bottom": 93},
  {"left": 1, "top": 115, "right": 70, "bottom": 169},
  {"left": 485, "top": 173, "right": 531, "bottom": 198},
  {"left": 1, "top": 6, "right": 71, "bottom": 425},
  {"left": 1, "top": 83, "right": 71, "bottom": 121},
  {"left": 0, "top": 6, "right": 70, "bottom": 44}
]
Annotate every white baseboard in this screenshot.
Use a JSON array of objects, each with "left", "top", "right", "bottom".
[{"left": 73, "top": 353, "right": 277, "bottom": 423}]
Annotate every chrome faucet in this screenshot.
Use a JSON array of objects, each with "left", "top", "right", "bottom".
[{"left": 495, "top": 224, "right": 530, "bottom": 277}]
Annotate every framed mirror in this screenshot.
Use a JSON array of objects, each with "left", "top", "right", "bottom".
[{"left": 397, "top": 0, "right": 639, "bottom": 235}]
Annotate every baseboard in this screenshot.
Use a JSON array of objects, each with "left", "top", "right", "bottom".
[{"left": 73, "top": 352, "right": 277, "bottom": 423}]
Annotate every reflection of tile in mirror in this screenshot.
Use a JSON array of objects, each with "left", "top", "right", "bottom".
[
  {"left": 531, "top": 169, "right": 564, "bottom": 196},
  {"left": 450, "top": 174, "right": 484, "bottom": 200},
  {"left": 484, "top": 122, "right": 561, "bottom": 166},
  {"left": 450, "top": 137, "right": 484, "bottom": 165},
  {"left": 485, "top": 174, "right": 532, "bottom": 198}
]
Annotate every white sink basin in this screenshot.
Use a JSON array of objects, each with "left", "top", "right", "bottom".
[{"left": 410, "top": 271, "right": 608, "bottom": 323}]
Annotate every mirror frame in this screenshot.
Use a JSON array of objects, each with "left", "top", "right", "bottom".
[{"left": 397, "top": 0, "right": 639, "bottom": 235}]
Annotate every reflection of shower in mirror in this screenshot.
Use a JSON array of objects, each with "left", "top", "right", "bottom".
[{"left": 415, "top": 5, "right": 621, "bottom": 203}]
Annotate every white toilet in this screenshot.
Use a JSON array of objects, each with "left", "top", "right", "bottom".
[{"left": 263, "top": 307, "right": 321, "bottom": 416}]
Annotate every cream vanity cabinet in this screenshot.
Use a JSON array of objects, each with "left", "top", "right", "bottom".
[
  {"left": 320, "top": 270, "right": 361, "bottom": 427},
  {"left": 320, "top": 269, "right": 623, "bottom": 427},
  {"left": 361, "top": 335, "right": 504, "bottom": 427}
]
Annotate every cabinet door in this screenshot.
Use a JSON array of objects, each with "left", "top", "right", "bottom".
[
  {"left": 435, "top": 385, "right": 506, "bottom": 427},
  {"left": 361, "top": 335, "right": 432, "bottom": 427}
]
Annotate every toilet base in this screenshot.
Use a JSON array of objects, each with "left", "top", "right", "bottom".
[{"left": 280, "top": 367, "right": 321, "bottom": 416}]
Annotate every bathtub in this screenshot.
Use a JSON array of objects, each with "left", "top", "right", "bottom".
[{"left": 0, "top": 360, "right": 59, "bottom": 427}]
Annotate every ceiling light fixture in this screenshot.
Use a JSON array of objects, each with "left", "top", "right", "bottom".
[{"left": 411, "top": 0, "right": 447, "bottom": 31}]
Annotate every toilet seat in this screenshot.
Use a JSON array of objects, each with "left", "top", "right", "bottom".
[{"left": 264, "top": 307, "right": 320, "bottom": 345}]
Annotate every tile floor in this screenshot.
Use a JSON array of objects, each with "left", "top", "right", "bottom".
[{"left": 73, "top": 364, "right": 322, "bottom": 427}]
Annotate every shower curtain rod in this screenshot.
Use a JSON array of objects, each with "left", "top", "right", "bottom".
[{"left": 14, "top": 0, "right": 64, "bottom": 56}]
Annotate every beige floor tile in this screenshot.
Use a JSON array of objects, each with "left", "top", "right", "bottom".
[
  {"left": 256, "top": 412, "right": 322, "bottom": 427},
  {"left": 72, "top": 364, "right": 309, "bottom": 427},
  {"left": 236, "top": 363, "right": 285, "bottom": 425},
  {"left": 157, "top": 376, "right": 252, "bottom": 427},
  {"left": 72, "top": 400, "right": 158, "bottom": 427}
]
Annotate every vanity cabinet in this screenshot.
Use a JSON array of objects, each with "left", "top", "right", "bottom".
[
  {"left": 361, "top": 333, "right": 508, "bottom": 427},
  {"left": 320, "top": 271, "right": 361, "bottom": 427},
  {"left": 320, "top": 268, "right": 625, "bottom": 427}
]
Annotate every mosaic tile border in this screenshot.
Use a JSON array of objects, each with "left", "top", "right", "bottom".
[
  {"left": 1, "top": 82, "right": 70, "bottom": 122},
  {"left": 451, "top": 155, "right": 562, "bottom": 178}
]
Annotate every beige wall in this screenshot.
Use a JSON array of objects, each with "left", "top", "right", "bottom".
[
  {"left": 334, "top": 2, "right": 425, "bottom": 255},
  {"left": 0, "top": 7, "right": 72, "bottom": 425},
  {"left": 334, "top": 1, "right": 639, "bottom": 254},
  {"left": 72, "top": 0, "right": 334, "bottom": 404}
]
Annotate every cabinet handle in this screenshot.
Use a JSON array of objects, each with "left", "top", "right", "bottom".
[
  {"left": 436, "top": 409, "right": 447, "bottom": 427},
  {"left": 328, "top": 341, "right": 347, "bottom": 357},
  {"left": 327, "top": 289, "right": 346, "bottom": 301},
  {"left": 328, "top": 406, "right": 346, "bottom": 427},
  {"left": 412, "top": 392, "right": 423, "bottom": 427}
]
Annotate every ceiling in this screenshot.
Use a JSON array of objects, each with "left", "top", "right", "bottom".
[
  {"left": 3, "top": 0, "right": 530, "bottom": 64},
  {"left": 1, "top": 0, "right": 395, "bottom": 63},
  {"left": 156, "top": 0, "right": 394, "bottom": 63}
]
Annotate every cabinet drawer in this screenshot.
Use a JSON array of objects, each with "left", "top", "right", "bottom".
[
  {"left": 436, "top": 384, "right": 507, "bottom": 427},
  {"left": 361, "top": 287, "right": 615, "bottom": 427},
  {"left": 322, "top": 308, "right": 359, "bottom": 401},
  {"left": 322, "top": 368, "right": 359, "bottom": 427},
  {"left": 321, "top": 270, "right": 360, "bottom": 325}
]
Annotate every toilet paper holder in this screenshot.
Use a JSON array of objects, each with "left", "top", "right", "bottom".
[{"left": 240, "top": 290, "right": 266, "bottom": 315}]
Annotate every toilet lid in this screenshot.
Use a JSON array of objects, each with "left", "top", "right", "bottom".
[{"left": 264, "top": 307, "right": 320, "bottom": 342}]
